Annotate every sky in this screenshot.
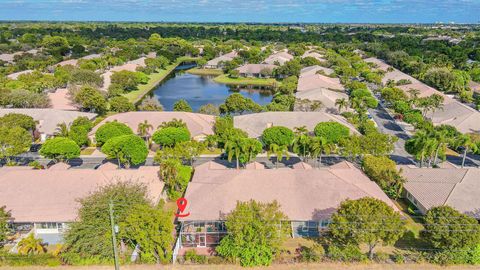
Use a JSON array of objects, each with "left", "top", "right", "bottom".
[{"left": 0, "top": 0, "right": 479, "bottom": 24}]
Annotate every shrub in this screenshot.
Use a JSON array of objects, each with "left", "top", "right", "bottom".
[
  {"left": 261, "top": 126, "right": 294, "bottom": 147},
  {"left": 297, "top": 244, "right": 324, "bottom": 263},
  {"left": 403, "top": 110, "right": 424, "bottom": 125},
  {"left": 39, "top": 137, "right": 80, "bottom": 161},
  {"left": 314, "top": 121, "right": 350, "bottom": 143},
  {"left": 101, "top": 135, "right": 148, "bottom": 166},
  {"left": 152, "top": 127, "right": 191, "bottom": 147},
  {"left": 374, "top": 252, "right": 390, "bottom": 263},
  {"left": 173, "top": 99, "right": 193, "bottom": 112},
  {"left": 94, "top": 121, "right": 133, "bottom": 146},
  {"left": 109, "top": 96, "right": 135, "bottom": 112},
  {"left": 184, "top": 249, "right": 207, "bottom": 264},
  {"left": 327, "top": 244, "right": 367, "bottom": 262}
]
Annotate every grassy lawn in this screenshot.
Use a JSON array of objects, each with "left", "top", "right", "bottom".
[
  {"left": 213, "top": 74, "right": 280, "bottom": 87},
  {"left": 186, "top": 68, "right": 224, "bottom": 76},
  {"left": 123, "top": 57, "right": 199, "bottom": 104},
  {"left": 80, "top": 147, "right": 96, "bottom": 155}
]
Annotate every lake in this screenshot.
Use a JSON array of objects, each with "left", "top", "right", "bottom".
[{"left": 148, "top": 66, "right": 273, "bottom": 111}]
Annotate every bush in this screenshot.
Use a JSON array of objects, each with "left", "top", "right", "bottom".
[
  {"left": 101, "top": 135, "right": 148, "bottom": 166},
  {"left": 297, "top": 244, "right": 324, "bottom": 262},
  {"left": 109, "top": 96, "right": 135, "bottom": 112},
  {"left": 403, "top": 110, "right": 424, "bottom": 125},
  {"left": 39, "top": 137, "right": 80, "bottom": 161},
  {"left": 374, "top": 252, "right": 390, "bottom": 263},
  {"left": 392, "top": 100, "right": 411, "bottom": 114},
  {"left": 207, "top": 256, "right": 226, "bottom": 264},
  {"left": 152, "top": 127, "right": 191, "bottom": 147},
  {"left": 0, "top": 253, "right": 61, "bottom": 267},
  {"left": 261, "top": 126, "right": 294, "bottom": 147},
  {"left": 314, "top": 121, "right": 350, "bottom": 143},
  {"left": 173, "top": 99, "right": 193, "bottom": 112},
  {"left": 95, "top": 121, "right": 133, "bottom": 146},
  {"left": 327, "top": 244, "right": 367, "bottom": 262},
  {"left": 166, "top": 165, "right": 192, "bottom": 200},
  {"left": 184, "top": 249, "right": 207, "bottom": 264}
]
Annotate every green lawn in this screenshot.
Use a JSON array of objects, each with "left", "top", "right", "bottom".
[
  {"left": 123, "top": 56, "right": 199, "bottom": 104},
  {"left": 200, "top": 148, "right": 223, "bottom": 155},
  {"left": 80, "top": 147, "right": 96, "bottom": 155},
  {"left": 213, "top": 74, "right": 280, "bottom": 87},
  {"left": 186, "top": 68, "right": 224, "bottom": 76}
]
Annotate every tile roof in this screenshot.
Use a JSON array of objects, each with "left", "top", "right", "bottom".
[
  {"left": 0, "top": 166, "right": 163, "bottom": 223},
  {"left": 90, "top": 112, "right": 215, "bottom": 138},
  {"left": 182, "top": 161, "right": 396, "bottom": 221},
  {"left": 400, "top": 166, "right": 480, "bottom": 217},
  {"left": 0, "top": 109, "right": 97, "bottom": 136},
  {"left": 206, "top": 51, "right": 238, "bottom": 66},
  {"left": 233, "top": 112, "right": 358, "bottom": 138},
  {"left": 235, "top": 64, "right": 276, "bottom": 74},
  {"left": 263, "top": 51, "right": 294, "bottom": 66},
  {"left": 366, "top": 57, "right": 480, "bottom": 134}
]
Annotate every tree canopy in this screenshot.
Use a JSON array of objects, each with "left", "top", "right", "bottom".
[
  {"left": 101, "top": 134, "right": 148, "bottom": 167},
  {"left": 314, "top": 121, "right": 350, "bottom": 144},
  {"left": 39, "top": 137, "right": 80, "bottom": 161},
  {"left": 152, "top": 126, "right": 191, "bottom": 147},
  {"left": 95, "top": 121, "right": 134, "bottom": 146}
]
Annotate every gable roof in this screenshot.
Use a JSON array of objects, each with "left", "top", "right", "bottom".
[
  {"left": 400, "top": 166, "right": 480, "bottom": 217},
  {"left": 90, "top": 112, "right": 215, "bottom": 138},
  {"left": 263, "top": 51, "right": 294, "bottom": 65},
  {"left": 183, "top": 161, "right": 396, "bottom": 221},
  {"left": 0, "top": 109, "right": 97, "bottom": 136},
  {"left": 297, "top": 66, "right": 344, "bottom": 92},
  {"left": 206, "top": 51, "right": 238, "bottom": 66},
  {"left": 235, "top": 64, "right": 276, "bottom": 74},
  {"left": 366, "top": 57, "right": 480, "bottom": 134},
  {"left": 233, "top": 112, "right": 358, "bottom": 138},
  {"left": 0, "top": 166, "right": 163, "bottom": 223}
]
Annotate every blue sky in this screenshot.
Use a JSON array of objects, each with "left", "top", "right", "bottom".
[{"left": 0, "top": 0, "right": 479, "bottom": 23}]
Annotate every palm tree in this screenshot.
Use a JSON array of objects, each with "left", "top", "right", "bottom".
[
  {"left": 335, "top": 98, "right": 348, "bottom": 113},
  {"left": 267, "top": 143, "right": 290, "bottom": 169},
  {"left": 225, "top": 138, "right": 242, "bottom": 169},
  {"left": 54, "top": 122, "right": 69, "bottom": 137},
  {"left": 455, "top": 134, "right": 479, "bottom": 168},
  {"left": 293, "top": 126, "right": 310, "bottom": 161},
  {"left": 137, "top": 120, "right": 153, "bottom": 143},
  {"left": 433, "top": 129, "right": 449, "bottom": 166},
  {"left": 17, "top": 234, "right": 46, "bottom": 255}
]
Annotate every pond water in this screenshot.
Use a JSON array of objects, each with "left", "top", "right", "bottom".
[{"left": 148, "top": 65, "right": 273, "bottom": 111}]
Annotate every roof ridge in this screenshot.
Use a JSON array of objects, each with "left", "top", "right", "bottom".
[{"left": 443, "top": 169, "right": 470, "bottom": 205}]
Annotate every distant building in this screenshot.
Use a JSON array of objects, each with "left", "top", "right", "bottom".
[
  {"left": 0, "top": 109, "right": 97, "bottom": 142},
  {"left": 235, "top": 63, "right": 276, "bottom": 78},
  {"left": 0, "top": 164, "right": 163, "bottom": 244},
  {"left": 366, "top": 57, "right": 480, "bottom": 134},
  {"left": 177, "top": 161, "right": 396, "bottom": 254},
  {"left": 204, "top": 51, "right": 238, "bottom": 69},
  {"left": 263, "top": 51, "right": 294, "bottom": 66}
]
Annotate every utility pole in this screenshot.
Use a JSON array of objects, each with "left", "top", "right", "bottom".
[{"left": 109, "top": 200, "right": 120, "bottom": 270}]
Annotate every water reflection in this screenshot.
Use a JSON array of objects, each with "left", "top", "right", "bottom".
[{"left": 148, "top": 68, "right": 273, "bottom": 111}]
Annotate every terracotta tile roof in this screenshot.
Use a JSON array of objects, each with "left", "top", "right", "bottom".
[
  {"left": 90, "top": 112, "right": 215, "bottom": 138},
  {"left": 297, "top": 66, "right": 344, "bottom": 92},
  {"left": 0, "top": 166, "right": 163, "bottom": 223},
  {"left": 182, "top": 161, "right": 396, "bottom": 221},
  {"left": 234, "top": 112, "right": 358, "bottom": 138}
]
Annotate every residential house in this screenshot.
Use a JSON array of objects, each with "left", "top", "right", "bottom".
[
  {"left": 233, "top": 112, "right": 358, "bottom": 138},
  {"left": 400, "top": 165, "right": 480, "bottom": 218},
  {"left": 235, "top": 63, "right": 276, "bottom": 78},
  {"left": 301, "top": 50, "right": 326, "bottom": 62},
  {"left": 295, "top": 66, "right": 347, "bottom": 113},
  {"left": 0, "top": 109, "right": 97, "bottom": 142},
  {"left": 90, "top": 111, "right": 215, "bottom": 141},
  {"left": 204, "top": 51, "right": 238, "bottom": 69},
  {"left": 263, "top": 51, "right": 294, "bottom": 66},
  {"left": 0, "top": 163, "right": 163, "bottom": 244},
  {"left": 177, "top": 161, "right": 396, "bottom": 254},
  {"left": 365, "top": 57, "right": 480, "bottom": 134}
]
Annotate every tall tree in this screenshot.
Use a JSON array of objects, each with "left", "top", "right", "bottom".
[
  {"left": 329, "top": 198, "right": 405, "bottom": 260},
  {"left": 216, "top": 200, "right": 288, "bottom": 267},
  {"left": 137, "top": 120, "right": 153, "bottom": 143}
]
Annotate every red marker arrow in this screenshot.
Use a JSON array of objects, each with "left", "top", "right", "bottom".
[{"left": 175, "top": 197, "right": 190, "bottom": 218}]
